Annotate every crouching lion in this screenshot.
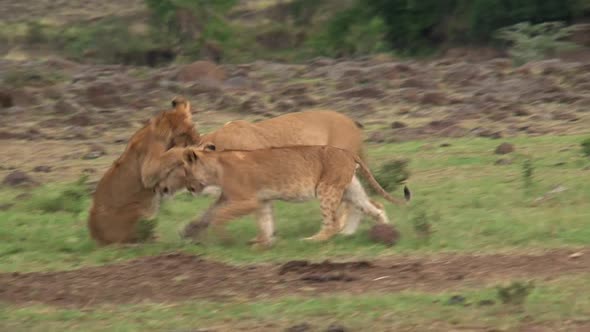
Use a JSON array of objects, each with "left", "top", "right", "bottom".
[
  {"left": 88, "top": 97, "right": 200, "bottom": 246},
  {"left": 158, "top": 145, "right": 411, "bottom": 248},
  {"left": 192, "top": 109, "right": 376, "bottom": 233}
]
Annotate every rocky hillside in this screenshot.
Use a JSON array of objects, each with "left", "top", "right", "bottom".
[{"left": 1, "top": 54, "right": 589, "bottom": 185}]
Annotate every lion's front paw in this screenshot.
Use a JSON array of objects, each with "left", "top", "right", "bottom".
[
  {"left": 248, "top": 236, "right": 276, "bottom": 250},
  {"left": 301, "top": 230, "right": 337, "bottom": 242},
  {"left": 251, "top": 241, "right": 274, "bottom": 251}
]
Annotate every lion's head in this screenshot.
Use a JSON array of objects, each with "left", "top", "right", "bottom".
[
  {"left": 154, "top": 164, "right": 189, "bottom": 199},
  {"left": 182, "top": 148, "right": 215, "bottom": 194},
  {"left": 151, "top": 96, "right": 200, "bottom": 149},
  {"left": 155, "top": 147, "right": 212, "bottom": 198},
  {"left": 149, "top": 146, "right": 193, "bottom": 199}
]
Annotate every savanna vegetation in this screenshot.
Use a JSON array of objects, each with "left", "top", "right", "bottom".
[{"left": 1, "top": 0, "right": 590, "bottom": 331}]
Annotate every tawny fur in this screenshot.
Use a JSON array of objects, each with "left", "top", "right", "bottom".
[
  {"left": 87, "top": 97, "right": 200, "bottom": 246},
  {"left": 197, "top": 109, "right": 365, "bottom": 156},
  {"left": 193, "top": 109, "right": 374, "bottom": 231},
  {"left": 165, "top": 145, "right": 410, "bottom": 247}
]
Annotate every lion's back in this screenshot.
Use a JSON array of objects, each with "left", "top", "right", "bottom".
[
  {"left": 225, "top": 146, "right": 355, "bottom": 197},
  {"left": 199, "top": 109, "right": 363, "bottom": 153}
]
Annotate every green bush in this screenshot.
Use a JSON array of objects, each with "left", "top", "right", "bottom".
[
  {"left": 496, "top": 281, "right": 535, "bottom": 306},
  {"left": 307, "top": 6, "right": 389, "bottom": 57},
  {"left": 136, "top": 218, "right": 158, "bottom": 242},
  {"left": 56, "top": 18, "right": 174, "bottom": 65},
  {"left": 374, "top": 159, "right": 411, "bottom": 193},
  {"left": 494, "top": 21, "right": 579, "bottom": 65},
  {"left": 364, "top": 0, "right": 458, "bottom": 54},
  {"left": 295, "top": 0, "right": 585, "bottom": 57},
  {"left": 410, "top": 209, "right": 433, "bottom": 242},
  {"left": 362, "top": 159, "right": 410, "bottom": 197},
  {"left": 311, "top": 0, "right": 588, "bottom": 56},
  {"left": 287, "top": 0, "right": 330, "bottom": 25},
  {"left": 361, "top": 0, "right": 583, "bottom": 54},
  {"left": 25, "top": 21, "right": 50, "bottom": 44},
  {"left": 144, "top": 0, "right": 236, "bottom": 57},
  {"left": 13, "top": 0, "right": 586, "bottom": 63}
]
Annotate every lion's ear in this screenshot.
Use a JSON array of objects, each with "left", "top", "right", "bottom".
[
  {"left": 204, "top": 143, "right": 216, "bottom": 151},
  {"left": 171, "top": 96, "right": 191, "bottom": 118},
  {"left": 183, "top": 148, "right": 198, "bottom": 164}
]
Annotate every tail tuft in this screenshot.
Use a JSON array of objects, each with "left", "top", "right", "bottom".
[{"left": 403, "top": 185, "right": 412, "bottom": 201}]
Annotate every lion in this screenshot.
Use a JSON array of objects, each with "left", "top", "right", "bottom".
[
  {"left": 192, "top": 109, "right": 375, "bottom": 233},
  {"left": 158, "top": 145, "right": 411, "bottom": 248},
  {"left": 196, "top": 110, "right": 364, "bottom": 154},
  {"left": 87, "top": 96, "right": 200, "bottom": 246}
]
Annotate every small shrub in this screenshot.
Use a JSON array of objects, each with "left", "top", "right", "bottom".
[
  {"left": 581, "top": 138, "right": 590, "bottom": 157},
  {"left": 144, "top": 0, "right": 236, "bottom": 59},
  {"left": 3, "top": 68, "right": 66, "bottom": 88},
  {"left": 136, "top": 218, "right": 157, "bottom": 242},
  {"left": 496, "top": 281, "right": 535, "bottom": 306},
  {"left": 365, "top": 0, "right": 457, "bottom": 54},
  {"left": 286, "top": 0, "right": 330, "bottom": 26},
  {"left": 373, "top": 159, "right": 411, "bottom": 193},
  {"left": 58, "top": 19, "right": 174, "bottom": 66},
  {"left": 410, "top": 209, "right": 433, "bottom": 242},
  {"left": 522, "top": 158, "right": 534, "bottom": 193},
  {"left": 307, "top": 7, "right": 389, "bottom": 57},
  {"left": 494, "top": 21, "right": 579, "bottom": 65},
  {"left": 25, "top": 21, "right": 50, "bottom": 44},
  {"left": 369, "top": 0, "right": 581, "bottom": 54}
]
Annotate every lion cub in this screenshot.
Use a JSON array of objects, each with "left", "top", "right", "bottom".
[
  {"left": 162, "top": 145, "right": 411, "bottom": 247},
  {"left": 88, "top": 97, "right": 200, "bottom": 245}
]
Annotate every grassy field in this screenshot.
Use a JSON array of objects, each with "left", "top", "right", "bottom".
[
  {"left": 1, "top": 134, "right": 589, "bottom": 331},
  {"left": 3, "top": 276, "right": 589, "bottom": 331}
]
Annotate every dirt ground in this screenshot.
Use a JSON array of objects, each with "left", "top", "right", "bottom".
[
  {"left": 1, "top": 248, "right": 587, "bottom": 307},
  {"left": 2, "top": 57, "right": 590, "bottom": 186}
]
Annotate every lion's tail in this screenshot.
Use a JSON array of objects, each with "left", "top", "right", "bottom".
[{"left": 353, "top": 155, "right": 411, "bottom": 206}]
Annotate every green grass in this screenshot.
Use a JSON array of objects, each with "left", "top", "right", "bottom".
[
  {"left": 2, "top": 276, "right": 589, "bottom": 331},
  {"left": 1, "top": 135, "right": 589, "bottom": 272},
  {"left": 1, "top": 134, "right": 590, "bottom": 330}
]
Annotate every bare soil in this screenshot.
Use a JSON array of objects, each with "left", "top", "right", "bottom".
[
  {"left": 2, "top": 55, "right": 590, "bottom": 186},
  {"left": 1, "top": 248, "right": 588, "bottom": 307}
]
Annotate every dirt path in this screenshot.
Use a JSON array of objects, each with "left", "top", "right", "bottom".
[{"left": 1, "top": 248, "right": 588, "bottom": 307}]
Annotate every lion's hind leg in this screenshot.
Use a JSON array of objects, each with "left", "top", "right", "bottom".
[
  {"left": 303, "top": 182, "right": 343, "bottom": 242},
  {"left": 90, "top": 207, "right": 145, "bottom": 245},
  {"left": 343, "top": 176, "right": 390, "bottom": 227},
  {"left": 339, "top": 204, "right": 364, "bottom": 235}
]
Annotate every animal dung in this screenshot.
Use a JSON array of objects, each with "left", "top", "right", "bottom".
[{"left": 369, "top": 223, "right": 400, "bottom": 246}]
